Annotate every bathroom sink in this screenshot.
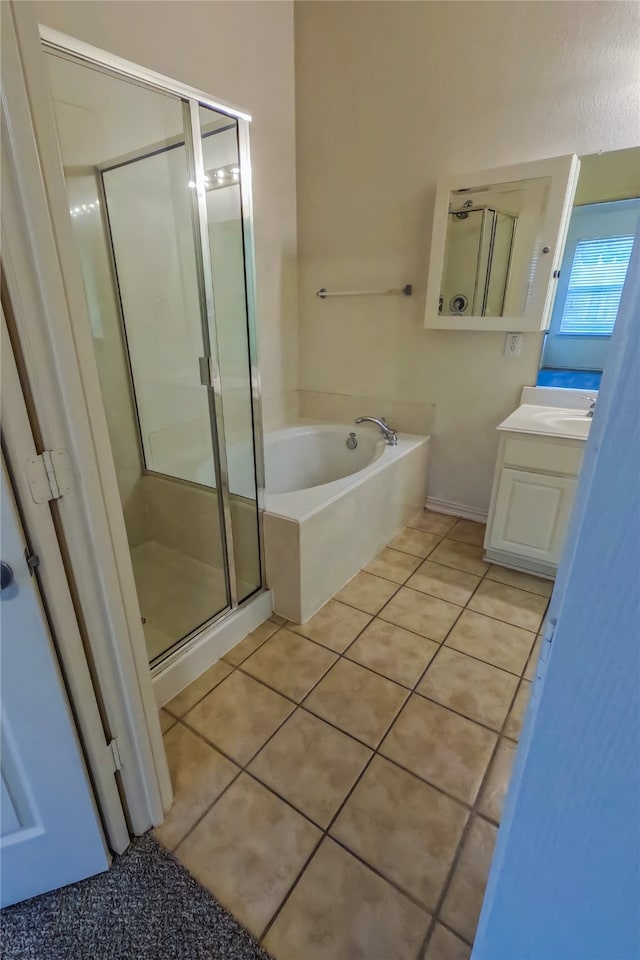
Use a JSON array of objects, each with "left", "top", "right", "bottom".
[
  {"left": 498, "top": 404, "right": 592, "bottom": 440},
  {"left": 543, "top": 413, "right": 591, "bottom": 438}
]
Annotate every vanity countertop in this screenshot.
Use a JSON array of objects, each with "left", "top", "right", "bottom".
[{"left": 498, "top": 403, "right": 592, "bottom": 441}]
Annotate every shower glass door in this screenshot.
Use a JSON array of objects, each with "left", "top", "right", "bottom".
[
  {"left": 197, "top": 105, "right": 262, "bottom": 603},
  {"left": 43, "top": 48, "right": 262, "bottom": 664}
]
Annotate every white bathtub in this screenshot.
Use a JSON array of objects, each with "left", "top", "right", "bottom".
[{"left": 263, "top": 423, "right": 429, "bottom": 622}]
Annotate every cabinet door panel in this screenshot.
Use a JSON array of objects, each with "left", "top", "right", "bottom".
[{"left": 490, "top": 468, "right": 577, "bottom": 562}]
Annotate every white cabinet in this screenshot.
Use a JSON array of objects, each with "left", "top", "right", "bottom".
[{"left": 485, "top": 432, "right": 585, "bottom": 577}]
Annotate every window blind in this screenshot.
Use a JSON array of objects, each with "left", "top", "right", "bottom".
[{"left": 559, "top": 234, "right": 634, "bottom": 336}]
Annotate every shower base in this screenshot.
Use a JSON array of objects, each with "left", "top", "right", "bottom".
[{"left": 131, "top": 540, "right": 229, "bottom": 662}]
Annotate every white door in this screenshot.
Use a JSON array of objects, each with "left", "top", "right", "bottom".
[
  {"left": 473, "top": 235, "right": 640, "bottom": 959},
  {"left": 0, "top": 457, "right": 109, "bottom": 907},
  {"left": 490, "top": 467, "right": 577, "bottom": 563}
]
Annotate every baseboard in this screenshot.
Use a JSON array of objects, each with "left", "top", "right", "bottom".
[
  {"left": 152, "top": 589, "right": 273, "bottom": 706},
  {"left": 425, "top": 497, "right": 488, "bottom": 524},
  {"left": 483, "top": 547, "right": 556, "bottom": 580}
]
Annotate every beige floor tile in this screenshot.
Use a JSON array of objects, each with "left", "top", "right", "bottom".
[
  {"left": 408, "top": 510, "right": 457, "bottom": 536},
  {"left": 445, "top": 610, "right": 535, "bottom": 676},
  {"left": 264, "top": 838, "right": 430, "bottom": 960},
  {"left": 364, "top": 547, "right": 422, "bottom": 584},
  {"left": 304, "top": 658, "right": 408, "bottom": 747},
  {"left": 346, "top": 619, "right": 439, "bottom": 687},
  {"left": 504, "top": 680, "right": 532, "bottom": 741},
  {"left": 478, "top": 738, "right": 517, "bottom": 823},
  {"left": 486, "top": 564, "right": 553, "bottom": 598},
  {"left": 424, "top": 923, "right": 472, "bottom": 960},
  {"left": 440, "top": 816, "right": 497, "bottom": 943},
  {"left": 524, "top": 635, "right": 543, "bottom": 681},
  {"left": 290, "top": 599, "right": 372, "bottom": 652},
  {"left": 407, "top": 561, "right": 481, "bottom": 607},
  {"left": 428, "top": 539, "right": 489, "bottom": 577},
  {"left": 332, "top": 755, "right": 468, "bottom": 909},
  {"left": 417, "top": 648, "right": 518, "bottom": 730},
  {"left": 269, "top": 613, "right": 287, "bottom": 625},
  {"left": 336, "top": 571, "right": 399, "bottom": 615},
  {"left": 380, "top": 695, "right": 496, "bottom": 804},
  {"left": 389, "top": 527, "right": 441, "bottom": 558},
  {"left": 165, "top": 661, "right": 233, "bottom": 717},
  {"left": 249, "top": 709, "right": 371, "bottom": 827},
  {"left": 155, "top": 725, "right": 239, "bottom": 850},
  {"left": 184, "top": 670, "right": 294, "bottom": 765},
  {"left": 241, "top": 628, "right": 336, "bottom": 702},
  {"left": 449, "top": 519, "right": 486, "bottom": 547},
  {"left": 159, "top": 709, "right": 176, "bottom": 734},
  {"left": 379, "top": 588, "right": 461, "bottom": 642},
  {"left": 176, "top": 773, "right": 320, "bottom": 938},
  {"left": 468, "top": 580, "right": 547, "bottom": 632},
  {"left": 222, "top": 620, "right": 279, "bottom": 666}
]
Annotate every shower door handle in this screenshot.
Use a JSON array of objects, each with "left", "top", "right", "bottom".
[
  {"left": 199, "top": 356, "right": 214, "bottom": 387},
  {"left": 198, "top": 356, "right": 222, "bottom": 392}
]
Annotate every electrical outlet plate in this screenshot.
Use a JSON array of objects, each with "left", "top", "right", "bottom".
[{"left": 504, "top": 333, "right": 523, "bottom": 357}]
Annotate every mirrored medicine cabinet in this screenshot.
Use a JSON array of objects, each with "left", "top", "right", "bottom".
[{"left": 424, "top": 154, "right": 581, "bottom": 332}]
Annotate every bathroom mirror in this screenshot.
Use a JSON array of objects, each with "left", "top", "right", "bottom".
[
  {"left": 425, "top": 154, "right": 581, "bottom": 332},
  {"left": 538, "top": 146, "right": 640, "bottom": 390}
]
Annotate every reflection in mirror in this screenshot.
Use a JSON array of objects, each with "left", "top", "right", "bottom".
[
  {"left": 539, "top": 147, "right": 640, "bottom": 389},
  {"left": 440, "top": 177, "right": 550, "bottom": 317}
]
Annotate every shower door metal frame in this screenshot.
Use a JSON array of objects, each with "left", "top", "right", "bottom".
[
  {"left": 39, "top": 26, "right": 267, "bottom": 635},
  {"left": 184, "top": 98, "right": 238, "bottom": 609}
]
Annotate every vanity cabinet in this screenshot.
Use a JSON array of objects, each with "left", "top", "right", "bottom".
[{"left": 484, "top": 432, "right": 585, "bottom": 578}]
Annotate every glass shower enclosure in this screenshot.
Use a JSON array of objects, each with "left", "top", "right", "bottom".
[{"left": 43, "top": 42, "right": 263, "bottom": 665}]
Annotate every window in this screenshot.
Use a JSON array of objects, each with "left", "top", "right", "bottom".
[{"left": 559, "top": 234, "right": 634, "bottom": 336}]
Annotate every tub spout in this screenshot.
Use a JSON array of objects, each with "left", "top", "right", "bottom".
[{"left": 354, "top": 416, "right": 398, "bottom": 445}]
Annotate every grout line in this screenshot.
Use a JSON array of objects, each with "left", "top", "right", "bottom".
[
  {"left": 166, "top": 577, "right": 537, "bottom": 842},
  {"left": 159, "top": 513, "right": 548, "bottom": 953},
  {"left": 411, "top": 676, "right": 519, "bottom": 737},
  {"left": 418, "top": 608, "right": 538, "bottom": 957},
  {"left": 164, "top": 620, "right": 284, "bottom": 718},
  {"left": 434, "top": 917, "right": 475, "bottom": 950},
  {"left": 168, "top": 761, "right": 243, "bottom": 854},
  {"left": 328, "top": 833, "right": 434, "bottom": 915},
  {"left": 257, "top": 645, "right": 431, "bottom": 944}
]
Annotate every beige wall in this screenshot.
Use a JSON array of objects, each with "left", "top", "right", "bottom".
[
  {"left": 576, "top": 148, "right": 640, "bottom": 205},
  {"left": 294, "top": 1, "right": 640, "bottom": 513},
  {"left": 36, "top": 0, "right": 298, "bottom": 428}
]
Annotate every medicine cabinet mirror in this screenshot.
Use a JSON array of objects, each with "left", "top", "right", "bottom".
[{"left": 425, "top": 154, "right": 581, "bottom": 332}]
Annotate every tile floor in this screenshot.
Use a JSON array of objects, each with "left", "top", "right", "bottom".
[{"left": 157, "top": 510, "right": 551, "bottom": 959}]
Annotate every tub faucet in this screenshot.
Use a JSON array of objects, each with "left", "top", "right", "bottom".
[
  {"left": 582, "top": 396, "right": 597, "bottom": 418},
  {"left": 354, "top": 416, "right": 398, "bottom": 445}
]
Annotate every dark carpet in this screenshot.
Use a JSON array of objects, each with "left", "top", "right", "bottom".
[{"left": 0, "top": 834, "right": 272, "bottom": 960}]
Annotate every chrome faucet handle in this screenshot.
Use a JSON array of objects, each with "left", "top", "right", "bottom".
[{"left": 581, "top": 395, "right": 597, "bottom": 408}]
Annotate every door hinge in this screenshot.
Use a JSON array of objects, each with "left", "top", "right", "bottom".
[
  {"left": 532, "top": 618, "right": 556, "bottom": 695},
  {"left": 24, "top": 548, "right": 40, "bottom": 576},
  {"left": 25, "top": 449, "right": 72, "bottom": 504},
  {"left": 108, "top": 738, "right": 123, "bottom": 773}
]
